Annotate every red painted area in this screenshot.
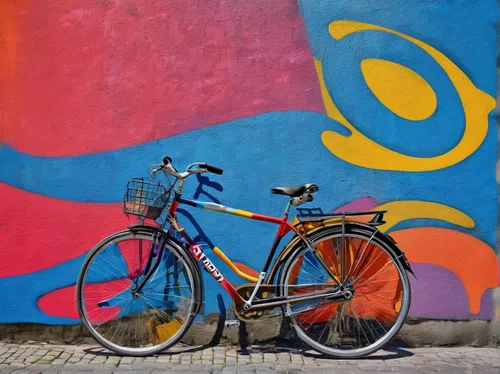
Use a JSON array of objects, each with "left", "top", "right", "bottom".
[
  {"left": 38, "top": 280, "right": 130, "bottom": 321},
  {"left": 3, "top": 0, "right": 323, "bottom": 156},
  {"left": 0, "top": 183, "right": 129, "bottom": 277},
  {"left": 118, "top": 238, "right": 155, "bottom": 279}
]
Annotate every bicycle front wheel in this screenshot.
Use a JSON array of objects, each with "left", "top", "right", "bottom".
[
  {"left": 279, "top": 224, "right": 411, "bottom": 358},
  {"left": 77, "top": 228, "right": 201, "bottom": 356}
]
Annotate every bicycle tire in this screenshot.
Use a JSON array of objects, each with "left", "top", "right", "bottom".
[
  {"left": 76, "top": 227, "right": 202, "bottom": 356},
  {"left": 278, "top": 224, "right": 411, "bottom": 358}
]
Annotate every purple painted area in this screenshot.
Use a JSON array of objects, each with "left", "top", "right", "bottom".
[
  {"left": 332, "top": 196, "right": 378, "bottom": 213},
  {"left": 409, "top": 263, "right": 494, "bottom": 320}
]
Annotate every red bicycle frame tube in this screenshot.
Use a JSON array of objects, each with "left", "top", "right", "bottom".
[{"left": 166, "top": 193, "right": 295, "bottom": 303}]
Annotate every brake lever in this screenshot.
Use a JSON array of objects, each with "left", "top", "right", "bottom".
[
  {"left": 151, "top": 168, "right": 160, "bottom": 178},
  {"left": 148, "top": 165, "right": 163, "bottom": 179}
]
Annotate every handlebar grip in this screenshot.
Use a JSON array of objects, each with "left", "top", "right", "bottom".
[{"left": 205, "top": 164, "right": 223, "bottom": 175}]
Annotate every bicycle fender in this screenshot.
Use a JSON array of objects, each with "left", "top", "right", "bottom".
[{"left": 268, "top": 221, "right": 415, "bottom": 283}]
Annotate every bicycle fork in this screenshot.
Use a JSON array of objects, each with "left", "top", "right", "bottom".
[{"left": 131, "top": 231, "right": 167, "bottom": 296}]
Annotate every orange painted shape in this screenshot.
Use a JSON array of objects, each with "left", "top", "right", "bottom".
[
  {"left": 295, "top": 236, "right": 402, "bottom": 325},
  {"left": 390, "top": 228, "right": 499, "bottom": 314},
  {"left": 232, "top": 262, "right": 259, "bottom": 279}
]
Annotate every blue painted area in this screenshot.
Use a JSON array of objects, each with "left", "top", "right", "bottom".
[
  {"left": 0, "top": 110, "right": 496, "bottom": 248},
  {"left": 0, "top": 239, "right": 190, "bottom": 324},
  {"left": 95, "top": 246, "right": 189, "bottom": 318},
  {"left": 0, "top": 106, "right": 497, "bottom": 322},
  {"left": 297, "top": 0, "right": 497, "bottom": 157},
  {"left": 322, "top": 35, "right": 464, "bottom": 157},
  {"left": 0, "top": 0, "right": 497, "bottom": 323},
  {"left": 297, "top": 0, "right": 498, "bottom": 94},
  {"left": 0, "top": 254, "right": 86, "bottom": 324}
]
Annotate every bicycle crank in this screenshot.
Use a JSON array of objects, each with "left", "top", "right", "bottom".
[{"left": 232, "top": 284, "right": 282, "bottom": 323}]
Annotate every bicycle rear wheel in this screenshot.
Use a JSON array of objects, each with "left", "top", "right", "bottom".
[
  {"left": 77, "top": 228, "right": 201, "bottom": 356},
  {"left": 279, "top": 224, "right": 411, "bottom": 358}
]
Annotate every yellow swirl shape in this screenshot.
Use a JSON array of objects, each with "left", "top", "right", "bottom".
[
  {"left": 361, "top": 59, "right": 437, "bottom": 121},
  {"left": 319, "top": 20, "right": 495, "bottom": 171},
  {"left": 373, "top": 200, "right": 475, "bottom": 232}
]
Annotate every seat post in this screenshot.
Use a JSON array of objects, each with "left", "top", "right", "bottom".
[{"left": 283, "top": 198, "right": 292, "bottom": 218}]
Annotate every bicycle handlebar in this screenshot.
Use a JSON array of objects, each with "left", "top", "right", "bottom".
[
  {"left": 160, "top": 156, "right": 223, "bottom": 178},
  {"left": 201, "top": 163, "right": 224, "bottom": 175}
]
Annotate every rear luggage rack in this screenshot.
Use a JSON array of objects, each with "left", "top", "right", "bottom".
[{"left": 296, "top": 208, "right": 387, "bottom": 227}]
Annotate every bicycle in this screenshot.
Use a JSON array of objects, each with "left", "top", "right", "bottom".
[{"left": 76, "top": 156, "right": 414, "bottom": 358}]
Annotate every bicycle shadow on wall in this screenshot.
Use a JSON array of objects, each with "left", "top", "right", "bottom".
[
  {"left": 174, "top": 174, "right": 258, "bottom": 355},
  {"left": 169, "top": 173, "right": 231, "bottom": 348},
  {"left": 176, "top": 173, "right": 223, "bottom": 246}
]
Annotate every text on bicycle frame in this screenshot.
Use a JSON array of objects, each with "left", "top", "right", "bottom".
[{"left": 190, "top": 245, "right": 225, "bottom": 282}]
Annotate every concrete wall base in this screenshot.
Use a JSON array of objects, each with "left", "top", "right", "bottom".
[{"left": 1, "top": 315, "right": 498, "bottom": 348}]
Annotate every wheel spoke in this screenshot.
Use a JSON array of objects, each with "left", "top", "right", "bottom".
[
  {"left": 346, "top": 233, "right": 376, "bottom": 281},
  {"left": 350, "top": 302, "right": 373, "bottom": 346}
]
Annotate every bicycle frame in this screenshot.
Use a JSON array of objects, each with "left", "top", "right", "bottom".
[{"left": 161, "top": 190, "right": 346, "bottom": 311}]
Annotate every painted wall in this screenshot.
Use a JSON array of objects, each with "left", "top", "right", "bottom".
[{"left": 0, "top": 0, "right": 498, "bottom": 326}]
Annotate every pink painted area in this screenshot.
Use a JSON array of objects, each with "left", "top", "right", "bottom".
[
  {"left": 118, "top": 238, "right": 157, "bottom": 279},
  {"left": 38, "top": 280, "right": 130, "bottom": 321},
  {"left": 0, "top": 183, "right": 128, "bottom": 277},
  {"left": 4, "top": 0, "right": 323, "bottom": 156},
  {"left": 332, "top": 196, "right": 378, "bottom": 212}
]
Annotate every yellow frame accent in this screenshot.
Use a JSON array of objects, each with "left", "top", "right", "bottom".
[{"left": 212, "top": 246, "right": 259, "bottom": 283}]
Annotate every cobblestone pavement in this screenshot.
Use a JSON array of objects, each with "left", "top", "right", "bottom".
[{"left": 0, "top": 341, "right": 498, "bottom": 373}]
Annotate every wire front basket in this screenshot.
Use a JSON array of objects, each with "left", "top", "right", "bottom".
[{"left": 123, "top": 178, "right": 173, "bottom": 220}]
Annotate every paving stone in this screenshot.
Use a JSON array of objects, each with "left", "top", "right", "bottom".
[
  {"left": 51, "top": 358, "right": 68, "bottom": 365},
  {"left": 225, "top": 357, "right": 237, "bottom": 365},
  {"left": 214, "top": 351, "right": 225, "bottom": 359},
  {"left": 74, "top": 360, "right": 92, "bottom": 366},
  {"left": 154, "top": 357, "right": 170, "bottom": 364},
  {"left": 172, "top": 354, "right": 183, "bottom": 362},
  {"left": 7, "top": 362, "right": 26, "bottom": 368},
  {"left": 236, "top": 355, "right": 250, "bottom": 364},
  {"left": 249, "top": 353, "right": 262, "bottom": 364},
  {"left": 118, "top": 357, "right": 134, "bottom": 363}
]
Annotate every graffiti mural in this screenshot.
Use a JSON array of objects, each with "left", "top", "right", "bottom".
[{"left": 0, "top": 0, "right": 498, "bottom": 325}]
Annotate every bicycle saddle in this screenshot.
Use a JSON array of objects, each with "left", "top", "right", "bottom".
[{"left": 271, "top": 183, "right": 319, "bottom": 197}]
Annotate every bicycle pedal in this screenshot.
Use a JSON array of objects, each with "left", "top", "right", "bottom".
[{"left": 224, "top": 320, "right": 240, "bottom": 327}]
